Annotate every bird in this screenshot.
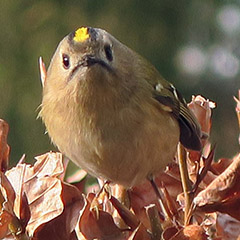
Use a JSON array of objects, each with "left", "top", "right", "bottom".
[{"left": 39, "top": 26, "right": 201, "bottom": 188}]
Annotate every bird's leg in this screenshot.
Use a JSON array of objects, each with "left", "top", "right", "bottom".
[
  {"left": 90, "top": 179, "right": 111, "bottom": 217},
  {"left": 111, "top": 184, "right": 131, "bottom": 229},
  {"left": 96, "top": 179, "right": 111, "bottom": 198},
  {"left": 96, "top": 179, "right": 130, "bottom": 209},
  {"left": 111, "top": 184, "right": 130, "bottom": 208},
  {"left": 148, "top": 175, "right": 172, "bottom": 222},
  {"left": 91, "top": 180, "right": 131, "bottom": 229}
]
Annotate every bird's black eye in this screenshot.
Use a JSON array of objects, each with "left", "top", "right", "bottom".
[
  {"left": 104, "top": 44, "right": 113, "bottom": 62},
  {"left": 62, "top": 54, "right": 70, "bottom": 69}
]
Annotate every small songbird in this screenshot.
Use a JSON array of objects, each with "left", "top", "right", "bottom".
[{"left": 39, "top": 27, "right": 201, "bottom": 187}]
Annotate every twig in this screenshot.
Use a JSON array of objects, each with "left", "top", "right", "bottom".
[
  {"left": 178, "top": 144, "right": 193, "bottom": 226},
  {"left": 148, "top": 176, "right": 172, "bottom": 223},
  {"left": 146, "top": 204, "right": 162, "bottom": 240}
]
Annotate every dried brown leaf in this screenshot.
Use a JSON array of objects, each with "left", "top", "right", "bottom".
[
  {"left": 5, "top": 152, "right": 83, "bottom": 238},
  {"left": 194, "top": 153, "right": 240, "bottom": 207},
  {"left": 211, "top": 158, "right": 233, "bottom": 175},
  {"left": 77, "top": 196, "right": 123, "bottom": 240},
  {"left": 127, "top": 223, "right": 152, "bottom": 240},
  {"left": 130, "top": 163, "right": 182, "bottom": 229},
  {"left": 19, "top": 192, "right": 30, "bottom": 230},
  {"left": 0, "top": 172, "right": 16, "bottom": 211},
  {"left": 188, "top": 95, "right": 215, "bottom": 136},
  {"left": 33, "top": 152, "right": 65, "bottom": 178},
  {"left": 216, "top": 213, "right": 240, "bottom": 240},
  {"left": 32, "top": 183, "right": 84, "bottom": 240},
  {"left": 205, "top": 197, "right": 240, "bottom": 221},
  {"left": 0, "top": 172, "right": 28, "bottom": 239},
  {"left": 130, "top": 179, "right": 161, "bottom": 229},
  {"left": 192, "top": 146, "right": 215, "bottom": 193},
  {"left": 109, "top": 194, "right": 139, "bottom": 230},
  {"left": 24, "top": 176, "right": 64, "bottom": 235},
  {"left": 162, "top": 226, "right": 178, "bottom": 240},
  {"left": 0, "top": 119, "right": 10, "bottom": 172},
  {"left": 155, "top": 163, "right": 183, "bottom": 199}
]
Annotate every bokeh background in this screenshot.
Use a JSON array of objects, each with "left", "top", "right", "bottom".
[{"left": 0, "top": 0, "right": 239, "bottom": 165}]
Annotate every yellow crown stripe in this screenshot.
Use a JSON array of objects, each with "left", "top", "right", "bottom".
[{"left": 73, "top": 27, "right": 90, "bottom": 42}]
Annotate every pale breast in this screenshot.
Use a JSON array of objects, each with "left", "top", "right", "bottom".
[{"left": 66, "top": 100, "right": 180, "bottom": 187}]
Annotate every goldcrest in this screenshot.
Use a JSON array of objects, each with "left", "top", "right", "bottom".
[{"left": 39, "top": 27, "right": 201, "bottom": 187}]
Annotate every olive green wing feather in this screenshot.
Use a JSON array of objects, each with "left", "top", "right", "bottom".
[{"left": 152, "top": 80, "right": 202, "bottom": 151}]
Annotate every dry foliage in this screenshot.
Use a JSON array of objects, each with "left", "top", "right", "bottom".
[{"left": 0, "top": 90, "right": 239, "bottom": 240}]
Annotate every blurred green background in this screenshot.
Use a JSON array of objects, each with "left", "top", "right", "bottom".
[{"left": 0, "top": 0, "right": 239, "bottom": 165}]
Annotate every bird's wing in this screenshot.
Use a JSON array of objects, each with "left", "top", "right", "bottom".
[{"left": 152, "top": 79, "right": 202, "bottom": 151}]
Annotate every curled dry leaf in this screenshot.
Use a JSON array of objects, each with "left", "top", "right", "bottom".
[
  {"left": 194, "top": 154, "right": 240, "bottom": 221},
  {"left": 155, "top": 162, "right": 183, "bottom": 199},
  {"left": 162, "top": 226, "right": 178, "bottom": 240},
  {"left": 191, "top": 146, "right": 215, "bottom": 193},
  {"left": 194, "top": 153, "right": 240, "bottom": 207},
  {"left": 0, "top": 172, "right": 16, "bottom": 239},
  {"left": 0, "top": 172, "right": 16, "bottom": 211},
  {"left": 33, "top": 152, "right": 65, "bottom": 178},
  {"left": 0, "top": 119, "right": 10, "bottom": 172},
  {"left": 109, "top": 194, "right": 139, "bottom": 230},
  {"left": 188, "top": 95, "right": 216, "bottom": 136},
  {"left": 211, "top": 158, "right": 233, "bottom": 175},
  {"left": 0, "top": 171, "right": 29, "bottom": 239},
  {"left": 19, "top": 191, "right": 31, "bottom": 230},
  {"left": 128, "top": 223, "right": 152, "bottom": 240},
  {"left": 188, "top": 96, "right": 215, "bottom": 164},
  {"left": 130, "top": 178, "right": 161, "bottom": 230},
  {"left": 77, "top": 194, "right": 123, "bottom": 240},
  {"left": 32, "top": 182, "right": 84, "bottom": 240},
  {"left": 5, "top": 152, "right": 84, "bottom": 238}
]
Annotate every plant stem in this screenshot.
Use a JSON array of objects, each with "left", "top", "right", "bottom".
[{"left": 178, "top": 144, "right": 193, "bottom": 226}]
